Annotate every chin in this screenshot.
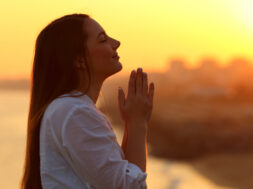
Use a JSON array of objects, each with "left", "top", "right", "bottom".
[
  {"left": 116, "top": 61, "right": 123, "bottom": 71},
  {"left": 105, "top": 62, "right": 123, "bottom": 79},
  {"left": 115, "top": 61, "right": 123, "bottom": 73}
]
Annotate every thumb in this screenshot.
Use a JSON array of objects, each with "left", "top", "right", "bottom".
[{"left": 118, "top": 87, "right": 125, "bottom": 109}]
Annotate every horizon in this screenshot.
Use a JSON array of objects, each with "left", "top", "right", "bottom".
[{"left": 0, "top": 56, "right": 252, "bottom": 80}]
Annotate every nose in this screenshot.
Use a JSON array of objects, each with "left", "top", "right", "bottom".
[{"left": 113, "top": 38, "right": 120, "bottom": 50}]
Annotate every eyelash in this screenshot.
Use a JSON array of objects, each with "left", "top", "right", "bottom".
[{"left": 101, "top": 35, "right": 108, "bottom": 43}]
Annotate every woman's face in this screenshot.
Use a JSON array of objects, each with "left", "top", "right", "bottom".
[{"left": 83, "top": 18, "right": 122, "bottom": 80}]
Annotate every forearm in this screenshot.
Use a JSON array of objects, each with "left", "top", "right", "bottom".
[
  {"left": 121, "top": 122, "right": 128, "bottom": 159},
  {"left": 124, "top": 121, "right": 148, "bottom": 172}
]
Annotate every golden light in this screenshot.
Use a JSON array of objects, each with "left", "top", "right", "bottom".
[
  {"left": 238, "top": 1, "right": 253, "bottom": 31},
  {"left": 0, "top": 0, "right": 253, "bottom": 78}
]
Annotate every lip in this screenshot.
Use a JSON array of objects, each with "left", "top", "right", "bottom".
[
  {"left": 112, "top": 53, "right": 118, "bottom": 58},
  {"left": 112, "top": 55, "right": 120, "bottom": 59}
]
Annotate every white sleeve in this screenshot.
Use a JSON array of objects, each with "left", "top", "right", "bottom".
[{"left": 60, "top": 104, "right": 147, "bottom": 189}]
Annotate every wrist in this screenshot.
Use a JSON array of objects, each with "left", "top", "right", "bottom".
[
  {"left": 125, "top": 119, "right": 148, "bottom": 126},
  {"left": 126, "top": 121, "right": 148, "bottom": 133}
]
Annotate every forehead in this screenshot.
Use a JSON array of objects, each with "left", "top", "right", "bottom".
[{"left": 84, "top": 18, "right": 105, "bottom": 40}]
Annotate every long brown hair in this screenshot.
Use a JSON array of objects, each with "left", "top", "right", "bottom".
[{"left": 20, "top": 13, "right": 91, "bottom": 189}]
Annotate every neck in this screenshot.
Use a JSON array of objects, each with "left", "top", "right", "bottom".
[
  {"left": 75, "top": 73, "right": 104, "bottom": 105},
  {"left": 86, "top": 80, "right": 103, "bottom": 104}
]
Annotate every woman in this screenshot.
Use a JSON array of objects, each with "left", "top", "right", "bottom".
[{"left": 20, "top": 13, "right": 154, "bottom": 189}]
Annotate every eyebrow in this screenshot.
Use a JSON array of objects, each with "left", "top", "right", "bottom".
[{"left": 97, "top": 31, "right": 106, "bottom": 39}]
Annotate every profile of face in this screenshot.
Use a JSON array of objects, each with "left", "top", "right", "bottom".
[{"left": 77, "top": 18, "right": 122, "bottom": 81}]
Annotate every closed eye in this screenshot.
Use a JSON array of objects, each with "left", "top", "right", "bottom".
[{"left": 100, "top": 34, "right": 110, "bottom": 43}]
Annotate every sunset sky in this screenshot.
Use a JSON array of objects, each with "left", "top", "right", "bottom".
[{"left": 1, "top": 0, "right": 253, "bottom": 79}]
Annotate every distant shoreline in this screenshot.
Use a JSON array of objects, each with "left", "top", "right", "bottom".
[{"left": 0, "top": 78, "right": 30, "bottom": 90}]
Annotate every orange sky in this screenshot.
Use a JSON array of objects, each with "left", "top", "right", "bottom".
[{"left": 1, "top": 0, "right": 253, "bottom": 79}]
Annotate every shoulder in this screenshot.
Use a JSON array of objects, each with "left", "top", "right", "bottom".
[
  {"left": 42, "top": 94, "right": 112, "bottom": 132},
  {"left": 43, "top": 95, "right": 93, "bottom": 122}
]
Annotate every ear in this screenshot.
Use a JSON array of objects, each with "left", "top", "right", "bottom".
[{"left": 75, "top": 57, "right": 87, "bottom": 70}]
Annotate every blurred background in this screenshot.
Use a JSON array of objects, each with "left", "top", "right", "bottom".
[{"left": 1, "top": 0, "right": 253, "bottom": 188}]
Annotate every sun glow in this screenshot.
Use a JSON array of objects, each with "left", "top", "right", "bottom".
[
  {"left": 239, "top": 1, "right": 253, "bottom": 31},
  {"left": 0, "top": 0, "right": 253, "bottom": 78}
]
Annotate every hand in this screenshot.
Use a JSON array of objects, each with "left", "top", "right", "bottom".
[{"left": 118, "top": 68, "right": 154, "bottom": 128}]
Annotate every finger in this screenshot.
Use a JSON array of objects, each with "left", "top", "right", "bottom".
[
  {"left": 127, "top": 70, "right": 136, "bottom": 98},
  {"left": 148, "top": 82, "right": 154, "bottom": 103},
  {"left": 118, "top": 87, "right": 125, "bottom": 109},
  {"left": 136, "top": 68, "right": 143, "bottom": 95},
  {"left": 143, "top": 72, "right": 148, "bottom": 96}
]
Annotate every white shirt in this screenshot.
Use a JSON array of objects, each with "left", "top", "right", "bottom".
[{"left": 39, "top": 90, "right": 148, "bottom": 189}]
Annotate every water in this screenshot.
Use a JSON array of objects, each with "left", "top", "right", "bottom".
[{"left": 0, "top": 89, "right": 232, "bottom": 189}]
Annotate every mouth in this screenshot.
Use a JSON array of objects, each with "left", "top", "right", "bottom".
[
  {"left": 113, "top": 55, "right": 120, "bottom": 60},
  {"left": 112, "top": 53, "right": 119, "bottom": 58}
]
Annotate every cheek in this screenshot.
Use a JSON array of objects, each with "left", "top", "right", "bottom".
[
  {"left": 90, "top": 46, "right": 112, "bottom": 60},
  {"left": 87, "top": 45, "right": 114, "bottom": 74}
]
